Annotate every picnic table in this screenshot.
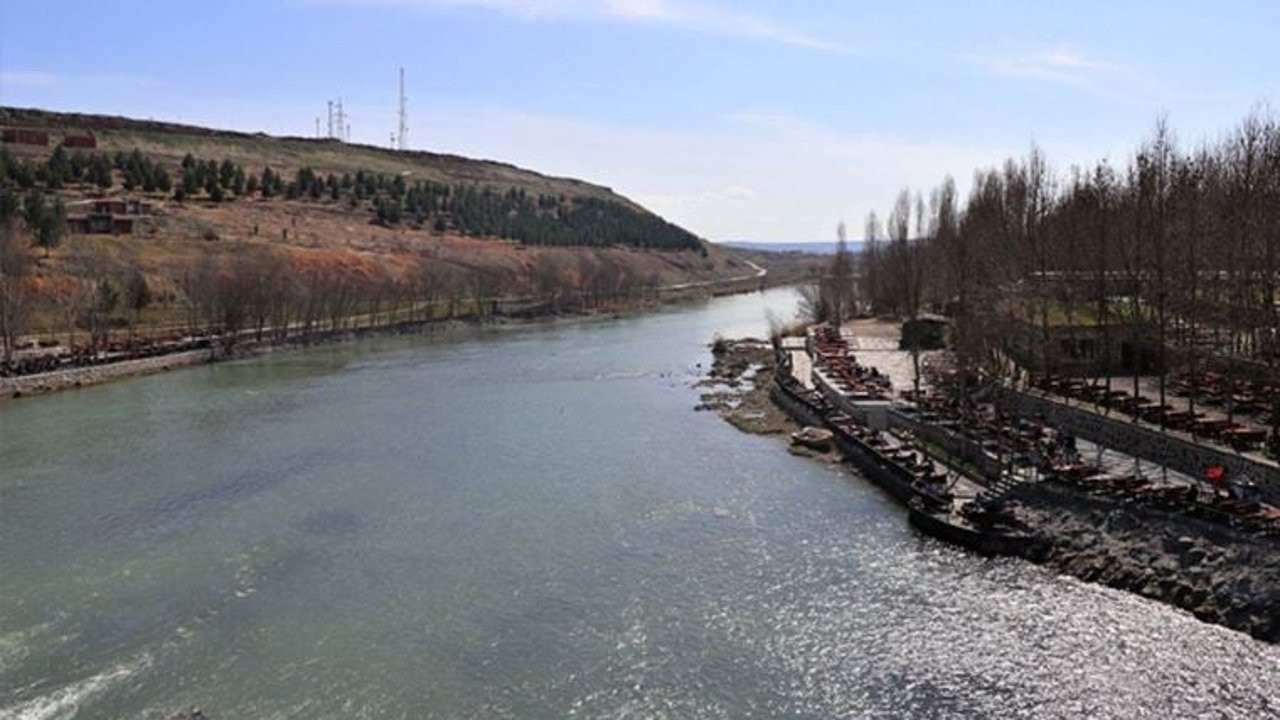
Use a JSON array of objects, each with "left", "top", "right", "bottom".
[
  {"left": 1138, "top": 404, "right": 1174, "bottom": 423},
  {"left": 1102, "top": 390, "right": 1131, "bottom": 408},
  {"left": 1229, "top": 394, "right": 1261, "bottom": 414},
  {"left": 1118, "top": 395, "right": 1153, "bottom": 414},
  {"left": 1191, "top": 418, "right": 1233, "bottom": 437},
  {"left": 1221, "top": 426, "right": 1267, "bottom": 450}
]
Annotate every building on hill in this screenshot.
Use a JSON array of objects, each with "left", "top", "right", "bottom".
[
  {"left": 88, "top": 198, "right": 153, "bottom": 215},
  {"left": 66, "top": 198, "right": 155, "bottom": 235},
  {"left": 1005, "top": 317, "right": 1161, "bottom": 375},
  {"left": 0, "top": 127, "right": 49, "bottom": 146},
  {"left": 62, "top": 133, "right": 96, "bottom": 149},
  {"left": 901, "top": 314, "right": 949, "bottom": 351}
]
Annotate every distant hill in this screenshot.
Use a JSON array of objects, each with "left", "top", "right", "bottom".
[
  {"left": 0, "top": 106, "right": 701, "bottom": 252},
  {"left": 719, "top": 241, "right": 864, "bottom": 255},
  {"left": 0, "top": 107, "right": 819, "bottom": 349},
  {"left": 2, "top": 107, "right": 633, "bottom": 206}
]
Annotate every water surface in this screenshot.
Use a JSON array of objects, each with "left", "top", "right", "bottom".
[{"left": 2, "top": 288, "right": 1277, "bottom": 718}]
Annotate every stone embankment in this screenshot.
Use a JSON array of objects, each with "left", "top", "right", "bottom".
[
  {"left": 2, "top": 272, "right": 784, "bottom": 403},
  {"left": 1012, "top": 481, "right": 1280, "bottom": 642},
  {"left": 703, "top": 326, "right": 1280, "bottom": 643},
  {"left": 0, "top": 349, "right": 216, "bottom": 399}
]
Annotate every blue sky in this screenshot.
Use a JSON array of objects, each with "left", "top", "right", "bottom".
[{"left": 1, "top": 1, "right": 1276, "bottom": 242}]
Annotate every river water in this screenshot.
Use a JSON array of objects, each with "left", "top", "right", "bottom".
[{"left": 2, "top": 287, "right": 1277, "bottom": 719}]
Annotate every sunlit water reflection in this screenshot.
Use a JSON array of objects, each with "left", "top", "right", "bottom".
[{"left": 2, "top": 288, "right": 1276, "bottom": 719}]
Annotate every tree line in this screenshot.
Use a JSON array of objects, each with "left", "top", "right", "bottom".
[
  {"left": 832, "top": 109, "right": 1279, "bottom": 434},
  {"left": 1, "top": 210, "right": 670, "bottom": 369}
]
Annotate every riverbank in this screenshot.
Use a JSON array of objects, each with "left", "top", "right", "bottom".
[
  {"left": 694, "top": 338, "right": 795, "bottom": 434},
  {"left": 705, "top": 323, "right": 1280, "bottom": 643},
  {"left": 1, "top": 273, "right": 788, "bottom": 402},
  {"left": 1, "top": 348, "right": 216, "bottom": 399},
  {"left": 1014, "top": 481, "right": 1280, "bottom": 641},
  {"left": 1, "top": 317, "right": 473, "bottom": 401}
]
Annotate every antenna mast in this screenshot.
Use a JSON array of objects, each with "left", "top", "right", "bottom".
[
  {"left": 397, "top": 67, "right": 408, "bottom": 151},
  {"left": 323, "top": 97, "right": 352, "bottom": 142}
]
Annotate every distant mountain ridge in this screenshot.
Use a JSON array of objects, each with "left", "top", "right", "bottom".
[{"left": 719, "top": 241, "right": 865, "bottom": 255}]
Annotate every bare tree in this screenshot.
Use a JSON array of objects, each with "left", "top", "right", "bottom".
[
  {"left": 0, "top": 217, "right": 33, "bottom": 363},
  {"left": 825, "top": 221, "right": 855, "bottom": 325}
]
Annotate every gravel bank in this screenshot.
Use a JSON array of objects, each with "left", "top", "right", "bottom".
[{"left": 694, "top": 338, "right": 798, "bottom": 436}]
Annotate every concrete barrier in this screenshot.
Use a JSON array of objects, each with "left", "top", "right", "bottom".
[{"left": 997, "top": 387, "right": 1280, "bottom": 502}]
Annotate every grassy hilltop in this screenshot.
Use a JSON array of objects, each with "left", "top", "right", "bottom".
[{"left": 2, "top": 106, "right": 638, "bottom": 207}]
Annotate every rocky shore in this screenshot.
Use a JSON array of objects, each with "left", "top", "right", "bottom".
[
  {"left": 1013, "top": 480, "right": 1280, "bottom": 642},
  {"left": 694, "top": 337, "right": 847, "bottom": 459},
  {"left": 694, "top": 337, "right": 795, "bottom": 435},
  {"left": 701, "top": 330, "right": 1279, "bottom": 644}
]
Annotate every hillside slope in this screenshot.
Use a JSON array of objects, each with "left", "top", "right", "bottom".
[
  {"left": 0, "top": 107, "right": 808, "bottom": 359},
  {"left": 1, "top": 106, "right": 636, "bottom": 209}
]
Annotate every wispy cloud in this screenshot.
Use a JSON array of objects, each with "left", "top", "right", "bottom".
[
  {"left": 634, "top": 184, "right": 757, "bottom": 210},
  {"left": 0, "top": 70, "right": 161, "bottom": 91},
  {"left": 965, "top": 45, "right": 1129, "bottom": 88},
  {"left": 417, "top": 104, "right": 999, "bottom": 240},
  {"left": 0, "top": 70, "right": 58, "bottom": 88},
  {"left": 315, "top": 0, "right": 840, "bottom": 50}
]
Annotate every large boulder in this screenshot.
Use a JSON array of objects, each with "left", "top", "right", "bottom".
[{"left": 790, "top": 426, "right": 834, "bottom": 452}]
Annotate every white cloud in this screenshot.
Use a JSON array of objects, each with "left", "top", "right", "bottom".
[
  {"left": 965, "top": 45, "right": 1129, "bottom": 88},
  {"left": 415, "top": 104, "right": 1001, "bottom": 241},
  {"left": 313, "top": 0, "right": 840, "bottom": 50}
]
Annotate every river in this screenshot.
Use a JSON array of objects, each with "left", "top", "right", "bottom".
[{"left": 2, "top": 287, "right": 1277, "bottom": 719}]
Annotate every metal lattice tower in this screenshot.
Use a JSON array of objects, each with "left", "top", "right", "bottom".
[{"left": 324, "top": 99, "right": 349, "bottom": 142}]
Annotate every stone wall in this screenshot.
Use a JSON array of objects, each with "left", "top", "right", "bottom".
[
  {"left": 997, "top": 388, "right": 1280, "bottom": 502},
  {"left": 769, "top": 382, "right": 826, "bottom": 429},
  {"left": 888, "top": 408, "right": 1004, "bottom": 480},
  {"left": 810, "top": 365, "right": 892, "bottom": 429},
  {"left": 0, "top": 349, "right": 214, "bottom": 399}
]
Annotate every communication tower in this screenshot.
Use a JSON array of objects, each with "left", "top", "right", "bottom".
[
  {"left": 396, "top": 67, "right": 408, "bottom": 151},
  {"left": 325, "top": 99, "right": 349, "bottom": 142}
]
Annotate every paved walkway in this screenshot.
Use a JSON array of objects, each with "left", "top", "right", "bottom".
[
  {"left": 1038, "top": 376, "right": 1277, "bottom": 469},
  {"left": 782, "top": 337, "right": 813, "bottom": 389}
]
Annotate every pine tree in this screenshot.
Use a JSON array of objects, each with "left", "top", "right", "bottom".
[
  {"left": 97, "top": 156, "right": 113, "bottom": 189},
  {"left": 219, "top": 159, "right": 236, "bottom": 188}
]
